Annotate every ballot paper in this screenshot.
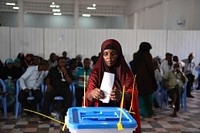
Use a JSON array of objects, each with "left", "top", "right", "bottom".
[{"left": 99, "top": 72, "right": 115, "bottom": 103}]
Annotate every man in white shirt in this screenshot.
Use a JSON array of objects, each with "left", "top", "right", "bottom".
[
  {"left": 160, "top": 53, "right": 174, "bottom": 75},
  {"left": 18, "top": 60, "right": 49, "bottom": 111},
  {"left": 182, "top": 53, "right": 196, "bottom": 98}
]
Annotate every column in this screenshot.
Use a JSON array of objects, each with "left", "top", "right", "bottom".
[
  {"left": 133, "top": 12, "right": 138, "bottom": 30},
  {"left": 18, "top": 0, "right": 24, "bottom": 27},
  {"left": 74, "top": 0, "right": 79, "bottom": 29},
  {"left": 162, "top": 0, "right": 168, "bottom": 29}
]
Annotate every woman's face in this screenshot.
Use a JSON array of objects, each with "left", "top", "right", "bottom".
[{"left": 103, "top": 49, "right": 118, "bottom": 67}]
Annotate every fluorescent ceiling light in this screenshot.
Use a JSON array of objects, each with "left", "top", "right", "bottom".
[
  {"left": 53, "top": 12, "right": 62, "bottom": 16},
  {"left": 50, "top": 2, "right": 59, "bottom": 8},
  {"left": 6, "top": 3, "right": 16, "bottom": 6},
  {"left": 50, "top": 5, "right": 55, "bottom": 8},
  {"left": 13, "top": 6, "right": 19, "bottom": 9},
  {"left": 52, "top": 8, "right": 60, "bottom": 12},
  {"left": 55, "top": 5, "right": 60, "bottom": 8},
  {"left": 87, "top": 7, "right": 96, "bottom": 10},
  {"left": 50, "top": 5, "right": 59, "bottom": 8},
  {"left": 93, "top": 4, "right": 96, "bottom": 7},
  {"left": 82, "top": 14, "right": 91, "bottom": 17}
]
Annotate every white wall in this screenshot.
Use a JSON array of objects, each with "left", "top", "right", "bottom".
[
  {"left": 126, "top": 0, "right": 162, "bottom": 14},
  {"left": 193, "top": 0, "right": 200, "bottom": 30},
  {"left": 10, "top": 28, "right": 44, "bottom": 58},
  {"left": 44, "top": 29, "right": 76, "bottom": 59},
  {"left": 126, "top": 0, "right": 200, "bottom": 30},
  {"left": 167, "top": 30, "right": 200, "bottom": 62},
  {"left": 1, "top": 27, "right": 200, "bottom": 65},
  {"left": 137, "top": 4, "right": 164, "bottom": 29},
  {"left": 0, "top": 27, "right": 10, "bottom": 61},
  {"left": 77, "top": 29, "right": 107, "bottom": 59},
  {"left": 165, "top": 0, "right": 194, "bottom": 30}
]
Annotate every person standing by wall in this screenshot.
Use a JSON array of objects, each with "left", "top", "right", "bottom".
[
  {"left": 182, "top": 53, "right": 195, "bottom": 98},
  {"left": 130, "top": 42, "right": 157, "bottom": 118}
]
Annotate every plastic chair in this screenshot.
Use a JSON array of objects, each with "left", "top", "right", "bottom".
[
  {"left": 15, "top": 79, "right": 40, "bottom": 119},
  {"left": 180, "top": 83, "right": 187, "bottom": 112},
  {"left": 155, "top": 81, "right": 162, "bottom": 107},
  {"left": 160, "top": 82, "right": 169, "bottom": 109},
  {"left": 71, "top": 80, "right": 77, "bottom": 107},
  {"left": 160, "top": 82, "right": 187, "bottom": 112},
  {"left": 41, "top": 80, "right": 77, "bottom": 112},
  {"left": 0, "top": 79, "right": 7, "bottom": 118}
]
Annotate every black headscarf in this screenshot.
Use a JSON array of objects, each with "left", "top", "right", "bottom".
[{"left": 131, "top": 42, "right": 152, "bottom": 73}]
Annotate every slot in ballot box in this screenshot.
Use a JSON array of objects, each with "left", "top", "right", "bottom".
[{"left": 65, "top": 107, "right": 137, "bottom": 133}]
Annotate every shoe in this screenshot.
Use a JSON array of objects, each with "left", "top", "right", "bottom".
[
  {"left": 170, "top": 113, "right": 177, "bottom": 117},
  {"left": 171, "top": 104, "right": 175, "bottom": 109},
  {"left": 154, "top": 103, "right": 160, "bottom": 108}
]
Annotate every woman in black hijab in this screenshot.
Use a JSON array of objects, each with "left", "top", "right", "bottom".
[{"left": 130, "top": 42, "right": 157, "bottom": 118}]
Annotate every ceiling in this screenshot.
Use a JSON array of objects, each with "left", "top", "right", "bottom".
[{"left": 0, "top": 0, "right": 128, "bottom": 16}]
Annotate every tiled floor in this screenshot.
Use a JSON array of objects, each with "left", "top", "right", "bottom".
[{"left": 1, "top": 90, "right": 200, "bottom": 133}]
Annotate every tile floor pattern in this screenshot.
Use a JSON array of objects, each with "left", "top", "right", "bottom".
[{"left": 0, "top": 90, "right": 200, "bottom": 133}]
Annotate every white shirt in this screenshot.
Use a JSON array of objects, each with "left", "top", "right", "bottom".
[
  {"left": 160, "top": 60, "right": 173, "bottom": 75},
  {"left": 19, "top": 66, "right": 48, "bottom": 90},
  {"left": 154, "top": 68, "right": 162, "bottom": 82},
  {"left": 182, "top": 59, "right": 195, "bottom": 75}
]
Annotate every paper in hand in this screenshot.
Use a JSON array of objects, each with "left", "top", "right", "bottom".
[{"left": 99, "top": 72, "right": 115, "bottom": 103}]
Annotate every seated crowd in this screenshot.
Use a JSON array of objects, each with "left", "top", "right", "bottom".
[{"left": 0, "top": 48, "right": 200, "bottom": 121}]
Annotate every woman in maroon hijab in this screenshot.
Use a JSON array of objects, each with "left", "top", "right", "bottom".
[{"left": 84, "top": 39, "right": 141, "bottom": 133}]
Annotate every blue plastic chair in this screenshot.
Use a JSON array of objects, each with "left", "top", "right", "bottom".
[
  {"left": 160, "top": 81, "right": 187, "bottom": 112},
  {"left": 155, "top": 81, "right": 162, "bottom": 107},
  {"left": 71, "top": 80, "right": 77, "bottom": 107},
  {"left": 0, "top": 79, "right": 7, "bottom": 118},
  {"left": 41, "top": 80, "right": 76, "bottom": 112},
  {"left": 160, "top": 82, "right": 169, "bottom": 109},
  {"left": 15, "top": 79, "right": 40, "bottom": 119}
]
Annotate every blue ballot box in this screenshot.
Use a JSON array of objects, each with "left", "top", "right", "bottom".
[{"left": 65, "top": 107, "right": 137, "bottom": 133}]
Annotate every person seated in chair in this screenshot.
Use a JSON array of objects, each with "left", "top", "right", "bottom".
[
  {"left": 18, "top": 60, "right": 49, "bottom": 112},
  {"left": 74, "top": 58, "right": 92, "bottom": 106},
  {"left": 162, "top": 63, "right": 188, "bottom": 117},
  {"left": 41, "top": 57, "right": 73, "bottom": 121}
]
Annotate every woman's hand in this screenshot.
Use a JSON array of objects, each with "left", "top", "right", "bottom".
[
  {"left": 110, "top": 87, "right": 122, "bottom": 102},
  {"left": 89, "top": 88, "right": 105, "bottom": 100}
]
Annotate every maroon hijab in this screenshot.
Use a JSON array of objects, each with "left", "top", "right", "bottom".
[{"left": 92, "top": 39, "right": 133, "bottom": 90}]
